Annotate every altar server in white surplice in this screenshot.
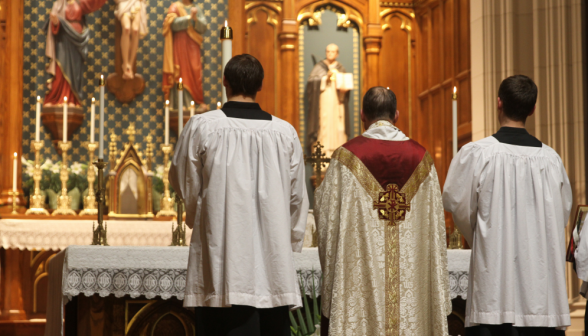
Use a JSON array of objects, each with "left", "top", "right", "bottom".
[
  {"left": 443, "top": 75, "right": 573, "bottom": 336},
  {"left": 170, "top": 54, "right": 309, "bottom": 336}
]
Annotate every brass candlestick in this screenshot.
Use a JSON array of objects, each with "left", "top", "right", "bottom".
[
  {"left": 156, "top": 144, "right": 176, "bottom": 217},
  {"left": 25, "top": 140, "right": 49, "bottom": 215},
  {"left": 448, "top": 226, "right": 464, "bottom": 249},
  {"left": 92, "top": 159, "right": 108, "bottom": 245},
  {"left": 80, "top": 142, "right": 98, "bottom": 216},
  {"left": 53, "top": 141, "right": 76, "bottom": 216},
  {"left": 7, "top": 190, "right": 19, "bottom": 215},
  {"left": 170, "top": 194, "right": 186, "bottom": 246}
]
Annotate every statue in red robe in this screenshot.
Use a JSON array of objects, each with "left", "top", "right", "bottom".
[
  {"left": 162, "top": 0, "right": 208, "bottom": 112},
  {"left": 44, "top": 0, "right": 107, "bottom": 107}
]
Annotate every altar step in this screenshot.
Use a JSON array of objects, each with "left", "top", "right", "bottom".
[{"left": 0, "top": 320, "right": 45, "bottom": 336}]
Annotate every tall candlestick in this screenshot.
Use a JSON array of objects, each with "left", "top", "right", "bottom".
[
  {"left": 452, "top": 86, "right": 458, "bottom": 157},
  {"left": 178, "top": 78, "right": 183, "bottom": 136},
  {"left": 190, "top": 101, "right": 195, "bottom": 117},
  {"left": 165, "top": 100, "right": 170, "bottom": 145},
  {"left": 35, "top": 96, "right": 41, "bottom": 141},
  {"left": 220, "top": 20, "right": 233, "bottom": 104},
  {"left": 90, "top": 97, "right": 95, "bottom": 143},
  {"left": 12, "top": 152, "right": 17, "bottom": 192},
  {"left": 63, "top": 97, "right": 68, "bottom": 143},
  {"left": 99, "top": 75, "right": 105, "bottom": 159}
]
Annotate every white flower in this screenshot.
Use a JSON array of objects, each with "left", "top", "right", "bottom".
[
  {"left": 155, "top": 164, "right": 165, "bottom": 179},
  {"left": 24, "top": 165, "right": 35, "bottom": 178},
  {"left": 50, "top": 162, "right": 61, "bottom": 174},
  {"left": 70, "top": 162, "right": 83, "bottom": 175},
  {"left": 41, "top": 159, "right": 54, "bottom": 171}
]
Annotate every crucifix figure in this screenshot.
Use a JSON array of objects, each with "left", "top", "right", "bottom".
[
  {"left": 373, "top": 183, "right": 411, "bottom": 225},
  {"left": 305, "top": 141, "right": 331, "bottom": 188}
]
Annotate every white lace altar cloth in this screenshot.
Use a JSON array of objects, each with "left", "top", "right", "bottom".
[
  {"left": 45, "top": 246, "right": 322, "bottom": 336},
  {"left": 0, "top": 219, "right": 190, "bottom": 250},
  {"left": 447, "top": 249, "right": 471, "bottom": 300}
]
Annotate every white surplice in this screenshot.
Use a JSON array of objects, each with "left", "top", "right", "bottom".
[
  {"left": 443, "top": 136, "right": 573, "bottom": 328},
  {"left": 169, "top": 109, "right": 309, "bottom": 309}
]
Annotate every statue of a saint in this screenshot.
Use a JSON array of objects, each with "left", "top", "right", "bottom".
[
  {"left": 162, "top": 0, "right": 209, "bottom": 113},
  {"left": 43, "top": 0, "right": 107, "bottom": 107},
  {"left": 306, "top": 44, "right": 351, "bottom": 156},
  {"left": 114, "top": 0, "right": 148, "bottom": 79}
]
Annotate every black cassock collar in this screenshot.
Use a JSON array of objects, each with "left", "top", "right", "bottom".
[
  {"left": 221, "top": 101, "right": 272, "bottom": 121},
  {"left": 492, "top": 127, "right": 542, "bottom": 147}
]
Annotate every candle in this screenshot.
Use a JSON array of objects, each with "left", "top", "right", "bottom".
[
  {"left": 63, "top": 96, "right": 68, "bottom": 143},
  {"left": 35, "top": 96, "right": 41, "bottom": 141},
  {"left": 12, "top": 152, "right": 17, "bottom": 192},
  {"left": 178, "top": 78, "right": 183, "bottom": 136},
  {"left": 165, "top": 100, "right": 170, "bottom": 145},
  {"left": 220, "top": 20, "right": 233, "bottom": 104},
  {"left": 190, "top": 101, "right": 195, "bottom": 117},
  {"left": 452, "top": 86, "right": 458, "bottom": 156},
  {"left": 90, "top": 97, "right": 95, "bottom": 143},
  {"left": 217, "top": 102, "right": 221, "bottom": 109},
  {"left": 99, "top": 75, "right": 105, "bottom": 159}
]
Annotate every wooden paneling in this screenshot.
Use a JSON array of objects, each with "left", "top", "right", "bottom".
[
  {"left": 414, "top": 0, "right": 472, "bottom": 231},
  {"left": 246, "top": 5, "right": 279, "bottom": 115}
]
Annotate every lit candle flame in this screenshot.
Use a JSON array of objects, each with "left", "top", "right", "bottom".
[
  {"left": 179, "top": 77, "right": 182, "bottom": 83},
  {"left": 166, "top": 100, "right": 169, "bottom": 105},
  {"left": 225, "top": 20, "right": 228, "bottom": 27},
  {"left": 14, "top": 152, "right": 17, "bottom": 158},
  {"left": 453, "top": 86, "right": 457, "bottom": 94},
  {"left": 387, "top": 87, "right": 389, "bottom": 90},
  {"left": 37, "top": 96, "right": 40, "bottom": 102},
  {"left": 191, "top": 101, "right": 195, "bottom": 106},
  {"left": 92, "top": 97, "right": 95, "bottom": 102},
  {"left": 101, "top": 74, "right": 104, "bottom": 80},
  {"left": 64, "top": 96, "right": 67, "bottom": 102},
  {"left": 217, "top": 102, "right": 221, "bottom": 108}
]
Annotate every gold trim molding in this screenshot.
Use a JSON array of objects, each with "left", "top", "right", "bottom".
[
  {"left": 380, "top": 1, "right": 414, "bottom": 8},
  {"left": 297, "top": 1, "right": 364, "bottom": 29},
  {"left": 247, "top": 6, "right": 280, "bottom": 27}
]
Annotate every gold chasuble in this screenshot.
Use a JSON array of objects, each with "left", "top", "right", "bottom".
[{"left": 315, "top": 121, "right": 451, "bottom": 336}]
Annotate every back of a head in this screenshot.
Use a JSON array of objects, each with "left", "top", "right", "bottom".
[
  {"left": 224, "top": 54, "right": 264, "bottom": 96},
  {"left": 362, "top": 86, "right": 397, "bottom": 122},
  {"left": 498, "top": 75, "right": 538, "bottom": 122}
]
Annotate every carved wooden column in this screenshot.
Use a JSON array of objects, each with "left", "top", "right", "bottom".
[
  {"left": 364, "top": 0, "right": 382, "bottom": 91},
  {"left": 278, "top": 0, "right": 298, "bottom": 128},
  {"left": 0, "top": 0, "right": 24, "bottom": 213}
]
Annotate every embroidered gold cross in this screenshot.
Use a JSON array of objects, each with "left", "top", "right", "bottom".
[{"left": 373, "top": 183, "right": 411, "bottom": 226}]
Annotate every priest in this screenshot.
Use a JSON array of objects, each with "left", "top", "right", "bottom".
[
  {"left": 169, "top": 54, "right": 309, "bottom": 335},
  {"left": 315, "top": 87, "right": 451, "bottom": 335},
  {"left": 443, "top": 75, "right": 572, "bottom": 335}
]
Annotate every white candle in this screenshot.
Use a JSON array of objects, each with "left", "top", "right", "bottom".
[
  {"left": 452, "top": 86, "right": 458, "bottom": 156},
  {"left": 190, "top": 101, "right": 195, "bottom": 117},
  {"left": 90, "top": 97, "right": 95, "bottom": 143},
  {"left": 165, "top": 100, "right": 170, "bottom": 145},
  {"left": 99, "top": 75, "right": 105, "bottom": 159},
  {"left": 13, "top": 152, "right": 17, "bottom": 192},
  {"left": 221, "top": 20, "right": 232, "bottom": 104},
  {"left": 63, "top": 96, "right": 68, "bottom": 143},
  {"left": 178, "top": 78, "right": 183, "bottom": 136},
  {"left": 35, "top": 96, "right": 41, "bottom": 141}
]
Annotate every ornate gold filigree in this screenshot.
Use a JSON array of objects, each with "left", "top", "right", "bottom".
[
  {"left": 331, "top": 147, "right": 383, "bottom": 201},
  {"left": 400, "top": 152, "right": 434, "bottom": 203}
]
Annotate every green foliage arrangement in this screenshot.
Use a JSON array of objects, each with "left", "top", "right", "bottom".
[{"left": 290, "top": 271, "right": 321, "bottom": 336}]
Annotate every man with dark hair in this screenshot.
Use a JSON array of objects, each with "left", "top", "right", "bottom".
[
  {"left": 170, "top": 54, "right": 309, "bottom": 336},
  {"left": 315, "top": 86, "right": 451, "bottom": 335},
  {"left": 443, "top": 75, "right": 573, "bottom": 336}
]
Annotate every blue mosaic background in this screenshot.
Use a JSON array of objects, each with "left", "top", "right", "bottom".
[{"left": 22, "top": 0, "right": 227, "bottom": 166}]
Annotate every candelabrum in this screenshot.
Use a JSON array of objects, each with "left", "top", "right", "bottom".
[
  {"left": 156, "top": 144, "right": 176, "bottom": 217},
  {"left": 92, "top": 159, "right": 108, "bottom": 246},
  {"left": 7, "top": 190, "right": 19, "bottom": 215},
  {"left": 25, "top": 141, "right": 49, "bottom": 215},
  {"left": 80, "top": 143, "right": 98, "bottom": 216},
  {"left": 53, "top": 142, "right": 76, "bottom": 216},
  {"left": 170, "top": 194, "right": 186, "bottom": 246},
  {"left": 448, "top": 226, "right": 464, "bottom": 249}
]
